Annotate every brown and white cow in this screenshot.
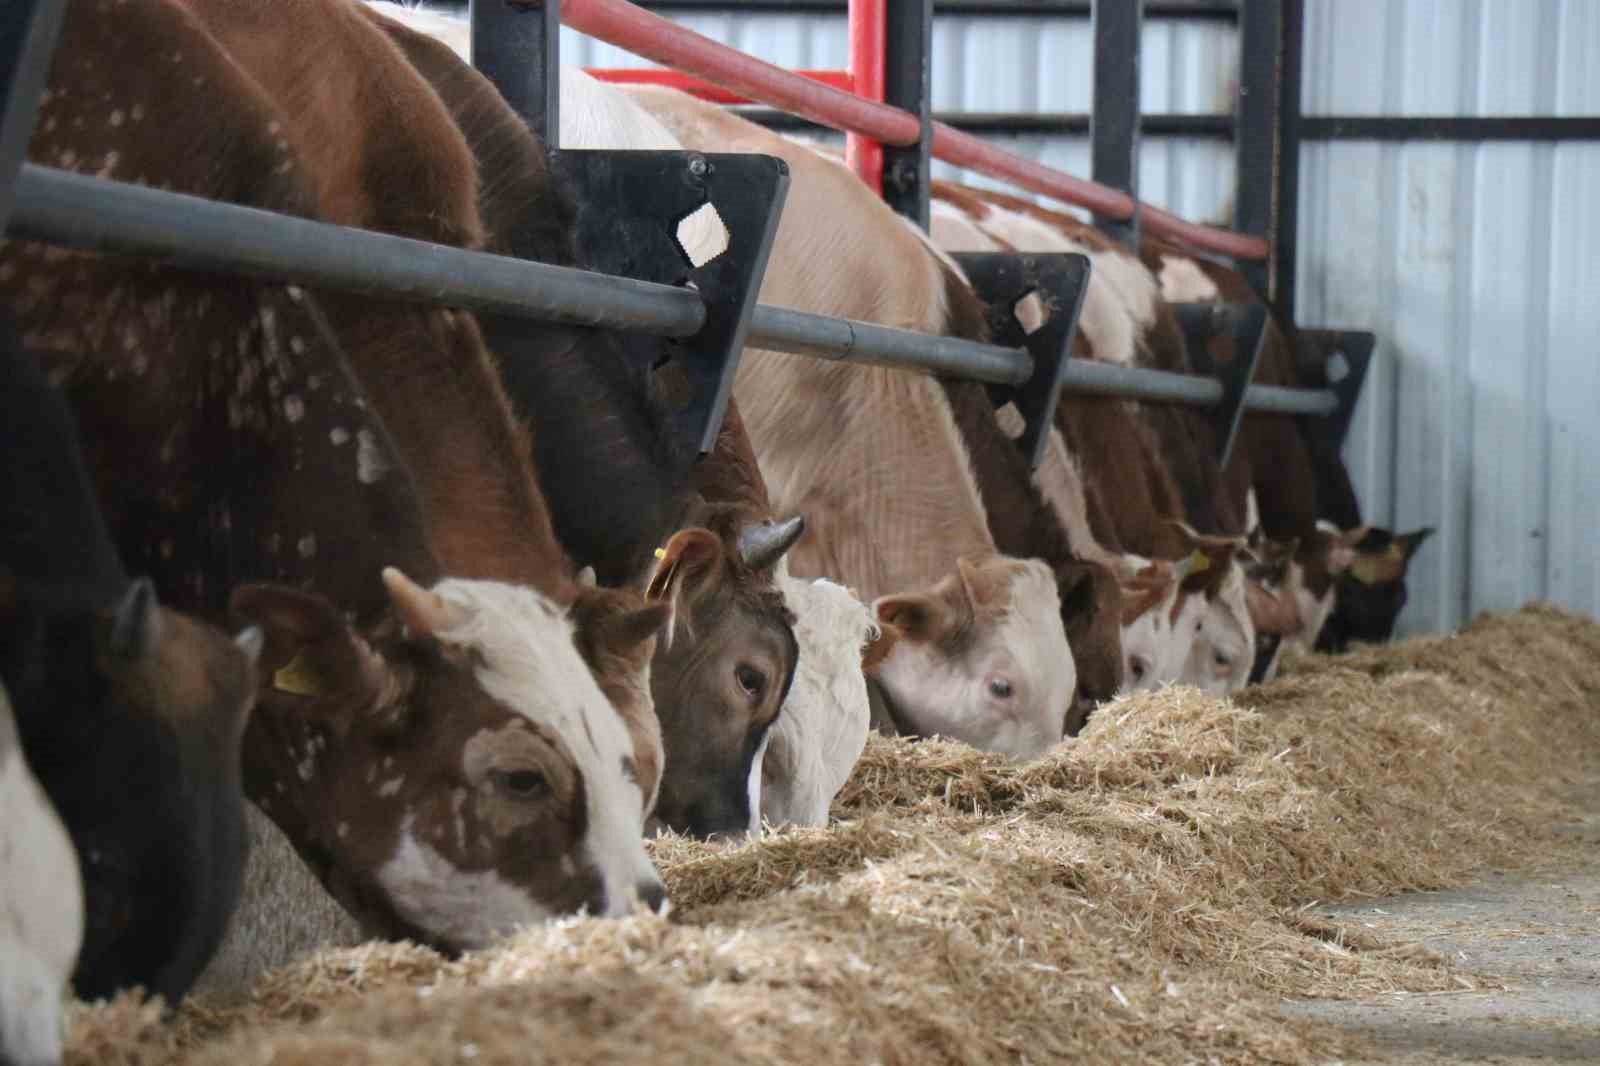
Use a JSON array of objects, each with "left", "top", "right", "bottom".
[
  {"left": 930, "top": 183, "right": 1259, "bottom": 695},
  {"left": 9, "top": 0, "right": 669, "bottom": 961},
  {"left": 363, "top": 4, "right": 870, "bottom": 838},
  {"left": 623, "top": 90, "right": 1078, "bottom": 760},
  {"left": 1139, "top": 234, "right": 1433, "bottom": 653}
]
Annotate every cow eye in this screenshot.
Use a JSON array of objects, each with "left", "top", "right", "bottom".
[
  {"left": 987, "top": 678, "right": 1013, "bottom": 700},
  {"left": 493, "top": 769, "right": 548, "bottom": 798},
  {"left": 1128, "top": 657, "right": 1149, "bottom": 681},
  {"left": 1212, "top": 651, "right": 1232, "bottom": 668},
  {"left": 735, "top": 664, "right": 766, "bottom": 700}
]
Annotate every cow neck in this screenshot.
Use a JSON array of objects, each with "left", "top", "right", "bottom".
[{"left": 314, "top": 293, "right": 571, "bottom": 595}]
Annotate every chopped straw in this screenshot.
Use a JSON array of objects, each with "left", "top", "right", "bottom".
[{"left": 65, "top": 604, "right": 1600, "bottom": 1065}]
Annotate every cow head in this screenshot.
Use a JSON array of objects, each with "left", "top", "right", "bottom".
[
  {"left": 1115, "top": 554, "right": 1198, "bottom": 694},
  {"left": 869, "top": 555, "right": 1075, "bottom": 760},
  {"left": 231, "top": 568, "right": 670, "bottom": 953},
  {"left": 1169, "top": 522, "right": 1255, "bottom": 696},
  {"left": 0, "top": 680, "right": 84, "bottom": 1066},
  {"left": 1056, "top": 558, "right": 1125, "bottom": 735},
  {"left": 1, "top": 578, "right": 260, "bottom": 1006},
  {"left": 1241, "top": 529, "right": 1304, "bottom": 683},
  {"left": 640, "top": 515, "right": 802, "bottom": 841},
  {"left": 1318, "top": 526, "right": 1434, "bottom": 652}
]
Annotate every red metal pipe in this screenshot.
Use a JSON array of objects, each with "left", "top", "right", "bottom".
[
  {"left": 846, "top": 0, "right": 886, "bottom": 194},
  {"left": 585, "top": 67, "right": 856, "bottom": 105},
  {"left": 563, "top": 0, "right": 920, "bottom": 145},
  {"left": 563, "top": 0, "right": 1272, "bottom": 262}
]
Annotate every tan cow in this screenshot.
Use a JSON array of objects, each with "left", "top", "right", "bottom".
[{"left": 624, "top": 89, "right": 1077, "bottom": 760}]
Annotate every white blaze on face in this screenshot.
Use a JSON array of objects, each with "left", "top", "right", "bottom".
[
  {"left": 761, "top": 570, "right": 875, "bottom": 829},
  {"left": 874, "top": 560, "right": 1075, "bottom": 762},
  {"left": 1181, "top": 562, "right": 1255, "bottom": 696},
  {"left": 375, "top": 578, "right": 662, "bottom": 947},
  {"left": 1284, "top": 560, "right": 1336, "bottom": 655},
  {"left": 744, "top": 731, "right": 771, "bottom": 839},
  {"left": 0, "top": 689, "right": 84, "bottom": 1066},
  {"left": 1116, "top": 561, "right": 1196, "bottom": 695}
]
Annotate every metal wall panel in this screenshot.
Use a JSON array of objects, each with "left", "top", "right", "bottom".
[{"left": 1298, "top": 0, "right": 1600, "bottom": 635}]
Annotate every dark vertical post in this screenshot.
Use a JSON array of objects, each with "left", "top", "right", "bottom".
[
  {"left": 1235, "top": 0, "right": 1281, "bottom": 299},
  {"left": 0, "top": 0, "right": 65, "bottom": 229},
  {"left": 1091, "top": 0, "right": 1142, "bottom": 248},
  {"left": 470, "top": 0, "right": 561, "bottom": 148},
  {"left": 1273, "top": 0, "right": 1305, "bottom": 321},
  {"left": 882, "top": 0, "right": 932, "bottom": 229}
]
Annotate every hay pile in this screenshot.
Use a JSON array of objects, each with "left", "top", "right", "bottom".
[{"left": 66, "top": 604, "right": 1600, "bottom": 1065}]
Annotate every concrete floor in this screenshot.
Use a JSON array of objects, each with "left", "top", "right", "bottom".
[{"left": 1283, "top": 796, "right": 1600, "bottom": 1064}]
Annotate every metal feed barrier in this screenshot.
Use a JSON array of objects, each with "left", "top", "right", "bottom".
[{"left": 0, "top": 0, "right": 1367, "bottom": 471}]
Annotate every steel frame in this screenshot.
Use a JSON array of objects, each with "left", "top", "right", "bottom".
[{"left": 0, "top": 0, "right": 1353, "bottom": 476}]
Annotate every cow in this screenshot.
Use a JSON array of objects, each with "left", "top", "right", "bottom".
[
  {"left": 360, "top": 6, "right": 864, "bottom": 839},
  {"left": 1, "top": 315, "right": 262, "bottom": 1009},
  {"left": 0, "top": 681, "right": 83, "bottom": 1066},
  {"left": 928, "top": 183, "right": 1263, "bottom": 694},
  {"left": 622, "top": 89, "right": 1078, "bottom": 761},
  {"left": 8, "top": 0, "right": 671, "bottom": 964},
  {"left": 1138, "top": 234, "right": 1433, "bottom": 652}
]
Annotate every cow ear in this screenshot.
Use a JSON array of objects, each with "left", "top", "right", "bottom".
[
  {"left": 645, "top": 528, "right": 725, "bottom": 647},
  {"left": 1396, "top": 527, "right": 1435, "bottom": 560},
  {"left": 861, "top": 620, "right": 903, "bottom": 675},
  {"left": 229, "top": 583, "right": 394, "bottom": 729},
  {"left": 594, "top": 600, "right": 673, "bottom": 658},
  {"left": 873, "top": 593, "right": 955, "bottom": 645},
  {"left": 955, "top": 556, "right": 1009, "bottom": 609}
]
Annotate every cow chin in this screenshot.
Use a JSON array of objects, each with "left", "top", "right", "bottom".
[{"left": 372, "top": 820, "right": 580, "bottom": 952}]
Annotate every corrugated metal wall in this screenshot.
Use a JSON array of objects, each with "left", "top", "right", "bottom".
[
  {"left": 1299, "top": 0, "right": 1600, "bottom": 635},
  {"left": 561, "top": 12, "right": 1239, "bottom": 224},
  {"left": 557, "top": 2, "right": 1597, "bottom": 636}
]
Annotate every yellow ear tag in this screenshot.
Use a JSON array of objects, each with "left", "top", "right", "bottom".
[
  {"left": 1186, "top": 549, "right": 1212, "bottom": 575},
  {"left": 272, "top": 649, "right": 324, "bottom": 697},
  {"left": 654, "top": 547, "right": 667, "bottom": 560}
]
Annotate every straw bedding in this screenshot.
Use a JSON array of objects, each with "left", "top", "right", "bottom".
[{"left": 64, "top": 603, "right": 1600, "bottom": 1065}]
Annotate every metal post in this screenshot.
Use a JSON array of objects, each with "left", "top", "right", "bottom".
[
  {"left": 1273, "top": 0, "right": 1305, "bottom": 321},
  {"left": 1090, "top": 0, "right": 1142, "bottom": 247},
  {"left": 0, "top": 0, "right": 64, "bottom": 229},
  {"left": 881, "top": 0, "right": 932, "bottom": 228},
  {"left": 470, "top": 0, "right": 561, "bottom": 148},
  {"left": 1234, "top": 0, "right": 1280, "bottom": 300}
]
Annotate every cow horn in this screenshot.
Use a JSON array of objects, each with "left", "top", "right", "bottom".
[
  {"left": 737, "top": 514, "right": 806, "bottom": 572},
  {"left": 382, "top": 567, "right": 468, "bottom": 638},
  {"left": 110, "top": 578, "right": 161, "bottom": 660}
]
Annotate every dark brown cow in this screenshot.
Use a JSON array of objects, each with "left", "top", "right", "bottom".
[
  {"left": 7, "top": 0, "right": 670, "bottom": 960},
  {"left": 1, "top": 316, "right": 260, "bottom": 1009}
]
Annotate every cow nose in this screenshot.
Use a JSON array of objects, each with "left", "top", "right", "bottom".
[{"left": 636, "top": 879, "right": 668, "bottom": 913}]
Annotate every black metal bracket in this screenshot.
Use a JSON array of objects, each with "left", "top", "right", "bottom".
[
  {"left": 1294, "top": 328, "right": 1376, "bottom": 452},
  {"left": 950, "top": 251, "right": 1092, "bottom": 469},
  {"left": 1170, "top": 301, "right": 1269, "bottom": 470},
  {"left": 551, "top": 149, "right": 790, "bottom": 455},
  {"left": 470, "top": 0, "right": 560, "bottom": 148},
  {"left": 0, "top": 0, "right": 65, "bottom": 230}
]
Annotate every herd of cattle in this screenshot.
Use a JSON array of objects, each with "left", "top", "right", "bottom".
[{"left": 0, "top": 1, "right": 1435, "bottom": 1063}]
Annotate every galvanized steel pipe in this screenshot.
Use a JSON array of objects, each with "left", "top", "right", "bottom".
[{"left": 8, "top": 164, "right": 709, "bottom": 335}]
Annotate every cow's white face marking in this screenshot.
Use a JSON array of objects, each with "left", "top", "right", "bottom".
[
  {"left": 0, "top": 695, "right": 84, "bottom": 1066},
  {"left": 1181, "top": 562, "right": 1254, "bottom": 696},
  {"left": 380, "top": 579, "right": 662, "bottom": 939},
  {"left": 874, "top": 560, "right": 1075, "bottom": 761},
  {"left": 744, "top": 731, "right": 771, "bottom": 838},
  {"left": 1117, "top": 562, "right": 1195, "bottom": 694}
]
